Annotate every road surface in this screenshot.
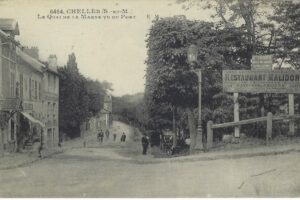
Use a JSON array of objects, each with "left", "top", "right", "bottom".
[{"left": 0, "top": 121, "right": 300, "bottom": 197}]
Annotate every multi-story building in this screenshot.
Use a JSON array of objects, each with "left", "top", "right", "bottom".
[
  {"left": 0, "top": 19, "right": 59, "bottom": 153},
  {"left": 42, "top": 55, "right": 59, "bottom": 148},
  {"left": 0, "top": 19, "right": 20, "bottom": 152},
  {"left": 99, "top": 94, "right": 113, "bottom": 129}
]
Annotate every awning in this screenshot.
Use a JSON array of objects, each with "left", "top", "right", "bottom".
[{"left": 20, "top": 112, "right": 45, "bottom": 128}]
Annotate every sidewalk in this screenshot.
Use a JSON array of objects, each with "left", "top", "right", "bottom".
[
  {"left": 0, "top": 134, "right": 90, "bottom": 170},
  {"left": 1, "top": 133, "right": 300, "bottom": 168},
  {"left": 0, "top": 147, "right": 63, "bottom": 170},
  {"left": 141, "top": 141, "right": 300, "bottom": 164}
]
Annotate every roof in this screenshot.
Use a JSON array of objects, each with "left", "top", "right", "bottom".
[
  {"left": 0, "top": 18, "right": 20, "bottom": 35},
  {"left": 17, "top": 47, "right": 45, "bottom": 73},
  {"left": 0, "top": 29, "right": 20, "bottom": 46},
  {"left": 45, "top": 66, "right": 59, "bottom": 76}
]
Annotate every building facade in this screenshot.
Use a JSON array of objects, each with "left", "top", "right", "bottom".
[
  {"left": 0, "top": 19, "right": 20, "bottom": 152},
  {"left": 99, "top": 94, "right": 113, "bottom": 130},
  {"left": 0, "top": 19, "right": 59, "bottom": 153},
  {"left": 43, "top": 55, "right": 59, "bottom": 148}
]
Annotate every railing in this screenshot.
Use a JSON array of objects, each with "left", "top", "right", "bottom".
[{"left": 206, "top": 112, "right": 300, "bottom": 149}]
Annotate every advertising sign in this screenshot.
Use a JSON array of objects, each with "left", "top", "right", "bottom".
[
  {"left": 251, "top": 55, "right": 273, "bottom": 70},
  {"left": 223, "top": 70, "right": 300, "bottom": 93}
]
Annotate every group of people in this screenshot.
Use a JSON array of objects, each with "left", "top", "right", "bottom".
[
  {"left": 96, "top": 128, "right": 150, "bottom": 156},
  {"left": 97, "top": 129, "right": 126, "bottom": 143}
]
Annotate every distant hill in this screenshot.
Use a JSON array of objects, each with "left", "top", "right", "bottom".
[
  {"left": 112, "top": 92, "right": 145, "bottom": 123},
  {"left": 118, "top": 92, "right": 144, "bottom": 103}
]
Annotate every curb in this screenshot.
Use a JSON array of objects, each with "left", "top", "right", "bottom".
[{"left": 135, "top": 147, "right": 300, "bottom": 164}]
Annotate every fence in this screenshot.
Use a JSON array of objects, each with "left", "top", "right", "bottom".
[{"left": 206, "top": 112, "right": 300, "bottom": 149}]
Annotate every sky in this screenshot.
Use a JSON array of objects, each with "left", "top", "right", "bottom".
[{"left": 0, "top": 0, "right": 212, "bottom": 96}]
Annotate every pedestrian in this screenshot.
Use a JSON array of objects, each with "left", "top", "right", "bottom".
[
  {"left": 38, "top": 129, "right": 44, "bottom": 158},
  {"left": 38, "top": 144, "right": 43, "bottom": 158},
  {"left": 97, "top": 129, "right": 104, "bottom": 143},
  {"left": 113, "top": 133, "right": 117, "bottom": 141},
  {"left": 141, "top": 135, "right": 149, "bottom": 155},
  {"left": 120, "top": 132, "right": 126, "bottom": 142},
  {"left": 105, "top": 129, "right": 110, "bottom": 139}
]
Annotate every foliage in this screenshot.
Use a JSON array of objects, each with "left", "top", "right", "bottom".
[
  {"left": 112, "top": 93, "right": 146, "bottom": 126},
  {"left": 58, "top": 53, "right": 109, "bottom": 138},
  {"left": 145, "top": 16, "right": 239, "bottom": 145},
  {"left": 146, "top": 0, "right": 300, "bottom": 142}
]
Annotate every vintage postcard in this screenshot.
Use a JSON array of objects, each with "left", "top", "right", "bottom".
[{"left": 0, "top": 0, "right": 300, "bottom": 197}]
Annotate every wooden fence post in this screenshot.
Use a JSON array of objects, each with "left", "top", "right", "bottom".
[
  {"left": 207, "top": 120, "right": 213, "bottom": 150},
  {"left": 234, "top": 93, "right": 240, "bottom": 137},
  {"left": 266, "top": 112, "right": 273, "bottom": 145},
  {"left": 288, "top": 94, "right": 295, "bottom": 136}
]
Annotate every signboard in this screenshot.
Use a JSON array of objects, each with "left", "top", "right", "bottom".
[
  {"left": 0, "top": 98, "right": 20, "bottom": 111},
  {"left": 23, "top": 103, "right": 33, "bottom": 110},
  {"left": 251, "top": 55, "right": 273, "bottom": 70},
  {"left": 223, "top": 70, "right": 300, "bottom": 94}
]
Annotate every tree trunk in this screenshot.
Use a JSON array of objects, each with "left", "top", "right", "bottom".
[
  {"left": 186, "top": 107, "right": 196, "bottom": 151},
  {"left": 0, "top": 128, "right": 4, "bottom": 157},
  {"left": 172, "top": 106, "right": 177, "bottom": 148}
]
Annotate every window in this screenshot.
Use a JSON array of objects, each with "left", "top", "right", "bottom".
[
  {"left": 24, "top": 76, "right": 28, "bottom": 96},
  {"left": 31, "top": 79, "right": 35, "bottom": 100},
  {"left": 39, "top": 82, "right": 41, "bottom": 100},
  {"left": 29, "top": 78, "right": 31, "bottom": 99},
  {"left": 53, "top": 76, "right": 56, "bottom": 92},
  {"left": 19, "top": 74, "right": 23, "bottom": 99},
  {"left": 48, "top": 74, "right": 51, "bottom": 92},
  {"left": 10, "top": 120, "right": 15, "bottom": 140},
  {"left": 2, "top": 42, "right": 9, "bottom": 57},
  {"left": 48, "top": 102, "right": 51, "bottom": 114},
  {"left": 10, "top": 72, "right": 15, "bottom": 97},
  {"left": 35, "top": 80, "right": 37, "bottom": 100}
]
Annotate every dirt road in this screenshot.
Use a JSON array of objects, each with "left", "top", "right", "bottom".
[{"left": 0, "top": 121, "right": 299, "bottom": 197}]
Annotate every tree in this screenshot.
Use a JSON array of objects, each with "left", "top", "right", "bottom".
[
  {"left": 177, "top": 0, "right": 300, "bottom": 137},
  {"left": 145, "top": 16, "right": 228, "bottom": 149},
  {"left": 58, "top": 53, "right": 109, "bottom": 138},
  {"left": 269, "top": 0, "right": 300, "bottom": 69}
]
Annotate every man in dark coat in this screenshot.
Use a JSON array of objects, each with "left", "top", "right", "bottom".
[
  {"left": 97, "top": 129, "right": 104, "bottom": 143},
  {"left": 120, "top": 132, "right": 126, "bottom": 142},
  {"left": 141, "top": 136, "right": 149, "bottom": 155}
]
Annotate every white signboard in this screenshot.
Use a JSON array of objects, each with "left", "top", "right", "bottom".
[
  {"left": 223, "top": 70, "right": 300, "bottom": 93},
  {"left": 251, "top": 55, "right": 273, "bottom": 70}
]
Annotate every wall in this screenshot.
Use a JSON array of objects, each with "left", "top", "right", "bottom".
[
  {"left": 0, "top": 36, "right": 18, "bottom": 152},
  {"left": 43, "top": 70, "right": 59, "bottom": 148}
]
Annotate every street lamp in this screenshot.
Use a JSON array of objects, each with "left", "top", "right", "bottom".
[{"left": 187, "top": 44, "right": 204, "bottom": 151}]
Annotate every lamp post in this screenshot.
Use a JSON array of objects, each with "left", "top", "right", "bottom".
[{"left": 188, "top": 44, "right": 204, "bottom": 150}]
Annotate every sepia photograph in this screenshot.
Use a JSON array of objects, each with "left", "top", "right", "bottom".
[{"left": 0, "top": 0, "right": 300, "bottom": 197}]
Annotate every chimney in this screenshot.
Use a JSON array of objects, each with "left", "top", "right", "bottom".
[
  {"left": 23, "top": 46, "right": 39, "bottom": 60},
  {"left": 48, "top": 54, "right": 58, "bottom": 71}
]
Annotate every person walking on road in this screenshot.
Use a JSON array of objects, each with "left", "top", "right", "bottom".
[
  {"left": 105, "top": 129, "right": 110, "bottom": 140},
  {"left": 97, "top": 129, "right": 104, "bottom": 143},
  {"left": 120, "top": 132, "right": 126, "bottom": 142},
  {"left": 141, "top": 135, "right": 149, "bottom": 155},
  {"left": 113, "top": 133, "right": 117, "bottom": 141}
]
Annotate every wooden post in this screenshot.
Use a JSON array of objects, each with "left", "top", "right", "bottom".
[
  {"left": 206, "top": 120, "right": 213, "bottom": 150},
  {"left": 288, "top": 94, "right": 295, "bottom": 136},
  {"left": 234, "top": 93, "right": 240, "bottom": 138},
  {"left": 0, "top": 128, "right": 4, "bottom": 157},
  {"left": 266, "top": 112, "right": 273, "bottom": 145}
]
